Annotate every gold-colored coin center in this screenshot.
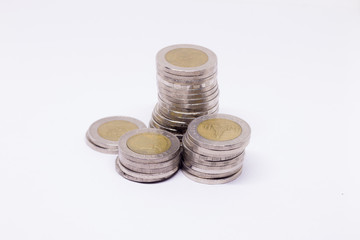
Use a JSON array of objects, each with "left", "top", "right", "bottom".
[
  {"left": 165, "top": 48, "right": 208, "bottom": 68},
  {"left": 197, "top": 118, "right": 242, "bottom": 141},
  {"left": 97, "top": 120, "right": 138, "bottom": 141},
  {"left": 127, "top": 132, "right": 172, "bottom": 155}
]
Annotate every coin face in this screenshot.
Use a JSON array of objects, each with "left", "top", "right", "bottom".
[
  {"left": 126, "top": 132, "right": 172, "bottom": 155},
  {"left": 197, "top": 118, "right": 242, "bottom": 141},
  {"left": 165, "top": 48, "right": 208, "bottom": 68},
  {"left": 97, "top": 120, "right": 139, "bottom": 141}
]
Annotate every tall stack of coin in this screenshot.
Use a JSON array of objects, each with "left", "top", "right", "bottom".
[
  {"left": 182, "top": 114, "right": 251, "bottom": 184},
  {"left": 116, "top": 128, "right": 181, "bottom": 183},
  {"left": 150, "top": 44, "right": 219, "bottom": 141}
]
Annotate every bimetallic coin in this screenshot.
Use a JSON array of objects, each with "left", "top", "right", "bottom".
[
  {"left": 118, "top": 128, "right": 181, "bottom": 164},
  {"left": 156, "top": 44, "right": 217, "bottom": 77},
  {"left": 117, "top": 156, "right": 180, "bottom": 174},
  {"left": 182, "top": 160, "right": 242, "bottom": 179},
  {"left": 182, "top": 157, "right": 243, "bottom": 175},
  {"left": 86, "top": 116, "right": 146, "bottom": 154},
  {"left": 181, "top": 168, "right": 243, "bottom": 185},
  {"left": 116, "top": 158, "right": 179, "bottom": 183},
  {"left": 186, "top": 114, "right": 251, "bottom": 151}
]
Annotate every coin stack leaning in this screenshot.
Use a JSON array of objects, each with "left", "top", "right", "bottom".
[
  {"left": 116, "top": 128, "right": 181, "bottom": 183},
  {"left": 149, "top": 44, "right": 219, "bottom": 141},
  {"left": 182, "top": 114, "right": 251, "bottom": 184}
]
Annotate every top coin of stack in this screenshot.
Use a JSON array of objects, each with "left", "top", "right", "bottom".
[{"left": 150, "top": 44, "right": 219, "bottom": 141}]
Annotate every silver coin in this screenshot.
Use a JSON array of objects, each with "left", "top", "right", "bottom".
[
  {"left": 158, "top": 92, "right": 219, "bottom": 109},
  {"left": 182, "top": 162, "right": 242, "bottom": 179},
  {"left": 118, "top": 128, "right": 181, "bottom": 164},
  {"left": 119, "top": 152, "right": 181, "bottom": 169},
  {"left": 86, "top": 116, "right": 146, "bottom": 153},
  {"left": 156, "top": 103, "right": 219, "bottom": 122},
  {"left": 157, "top": 71, "right": 217, "bottom": 85},
  {"left": 157, "top": 74, "right": 217, "bottom": 90},
  {"left": 156, "top": 44, "right": 217, "bottom": 78},
  {"left": 117, "top": 156, "right": 180, "bottom": 174},
  {"left": 186, "top": 114, "right": 251, "bottom": 151},
  {"left": 181, "top": 168, "right": 242, "bottom": 185},
  {"left": 183, "top": 147, "right": 245, "bottom": 166},
  {"left": 149, "top": 117, "right": 186, "bottom": 134},
  {"left": 182, "top": 157, "right": 243, "bottom": 175},
  {"left": 157, "top": 95, "right": 219, "bottom": 111},
  {"left": 116, "top": 158, "right": 178, "bottom": 183},
  {"left": 116, "top": 158, "right": 179, "bottom": 181},
  {"left": 182, "top": 133, "right": 243, "bottom": 158},
  {"left": 157, "top": 79, "right": 218, "bottom": 93},
  {"left": 158, "top": 83, "right": 219, "bottom": 100},
  {"left": 158, "top": 88, "right": 219, "bottom": 105},
  {"left": 152, "top": 107, "right": 188, "bottom": 128}
]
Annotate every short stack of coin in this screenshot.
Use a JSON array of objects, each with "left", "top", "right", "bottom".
[
  {"left": 182, "top": 114, "right": 251, "bottom": 184},
  {"left": 149, "top": 44, "right": 219, "bottom": 141},
  {"left": 116, "top": 128, "right": 181, "bottom": 183},
  {"left": 86, "top": 116, "right": 146, "bottom": 154}
]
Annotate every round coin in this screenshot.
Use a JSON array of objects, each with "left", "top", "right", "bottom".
[{"left": 86, "top": 116, "right": 146, "bottom": 154}]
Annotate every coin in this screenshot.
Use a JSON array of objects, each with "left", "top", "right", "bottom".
[
  {"left": 156, "top": 44, "right": 217, "bottom": 77},
  {"left": 86, "top": 116, "right": 146, "bottom": 154},
  {"left": 186, "top": 114, "right": 251, "bottom": 150},
  {"left": 118, "top": 128, "right": 181, "bottom": 164},
  {"left": 181, "top": 168, "right": 243, "bottom": 185}
]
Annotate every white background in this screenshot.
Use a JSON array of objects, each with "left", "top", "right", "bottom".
[{"left": 0, "top": 0, "right": 359, "bottom": 239}]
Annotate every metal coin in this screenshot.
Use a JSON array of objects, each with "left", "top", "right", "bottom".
[
  {"left": 86, "top": 116, "right": 146, "bottom": 154},
  {"left": 156, "top": 44, "right": 217, "bottom": 78},
  {"left": 85, "top": 132, "right": 118, "bottom": 154},
  {"left": 181, "top": 168, "right": 242, "bottom": 185},
  {"left": 117, "top": 156, "right": 180, "bottom": 174},
  {"left": 117, "top": 158, "right": 179, "bottom": 181},
  {"left": 186, "top": 114, "right": 251, "bottom": 151},
  {"left": 182, "top": 157, "right": 243, "bottom": 175},
  {"left": 116, "top": 158, "right": 178, "bottom": 183},
  {"left": 118, "top": 128, "right": 181, "bottom": 164}
]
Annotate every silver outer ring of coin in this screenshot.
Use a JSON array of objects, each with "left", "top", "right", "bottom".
[
  {"left": 152, "top": 108, "right": 188, "bottom": 128},
  {"left": 148, "top": 120, "right": 184, "bottom": 139},
  {"left": 149, "top": 117, "right": 186, "bottom": 134},
  {"left": 156, "top": 44, "right": 217, "bottom": 77},
  {"left": 187, "top": 113, "right": 251, "bottom": 151},
  {"left": 157, "top": 80, "right": 218, "bottom": 94},
  {"left": 183, "top": 147, "right": 245, "bottom": 165},
  {"left": 157, "top": 73, "right": 217, "bottom": 89},
  {"left": 183, "top": 156, "right": 243, "bottom": 174},
  {"left": 183, "top": 154, "right": 244, "bottom": 171},
  {"left": 158, "top": 84, "right": 219, "bottom": 100},
  {"left": 158, "top": 88, "right": 219, "bottom": 105},
  {"left": 157, "top": 77, "right": 217, "bottom": 91},
  {"left": 116, "top": 157, "right": 179, "bottom": 180},
  {"left": 85, "top": 133, "right": 118, "bottom": 154},
  {"left": 116, "top": 158, "right": 179, "bottom": 183},
  {"left": 119, "top": 152, "right": 181, "bottom": 169},
  {"left": 182, "top": 160, "right": 242, "bottom": 179},
  {"left": 117, "top": 156, "right": 180, "bottom": 174},
  {"left": 157, "top": 71, "right": 217, "bottom": 83},
  {"left": 158, "top": 92, "right": 219, "bottom": 109},
  {"left": 158, "top": 95, "right": 219, "bottom": 111},
  {"left": 119, "top": 146, "right": 182, "bottom": 164},
  {"left": 156, "top": 103, "right": 219, "bottom": 122},
  {"left": 118, "top": 128, "right": 181, "bottom": 163},
  {"left": 183, "top": 133, "right": 244, "bottom": 159},
  {"left": 181, "top": 168, "right": 243, "bottom": 185},
  {"left": 87, "top": 116, "right": 146, "bottom": 149},
  {"left": 157, "top": 71, "right": 217, "bottom": 85}
]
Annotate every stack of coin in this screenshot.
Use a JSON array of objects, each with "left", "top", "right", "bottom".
[
  {"left": 116, "top": 128, "right": 181, "bottom": 183},
  {"left": 182, "top": 114, "right": 251, "bottom": 184},
  {"left": 86, "top": 116, "right": 146, "bottom": 154},
  {"left": 149, "top": 44, "right": 219, "bottom": 141}
]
